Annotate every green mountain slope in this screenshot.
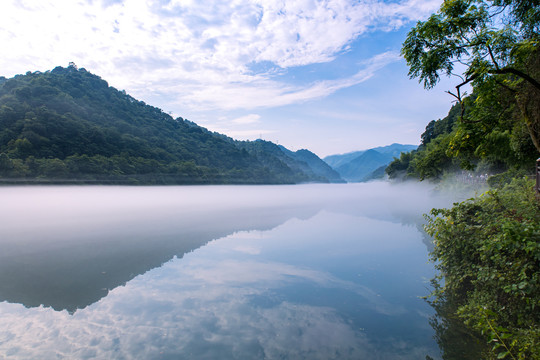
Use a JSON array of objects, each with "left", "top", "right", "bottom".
[
  {"left": 278, "top": 146, "right": 344, "bottom": 183},
  {"left": 0, "top": 65, "right": 337, "bottom": 184}
]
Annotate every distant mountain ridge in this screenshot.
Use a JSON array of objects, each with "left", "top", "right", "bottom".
[
  {"left": 324, "top": 143, "right": 418, "bottom": 182},
  {"left": 0, "top": 65, "right": 343, "bottom": 184}
]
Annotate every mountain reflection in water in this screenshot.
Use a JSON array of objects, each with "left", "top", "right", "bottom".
[{"left": 0, "top": 182, "right": 463, "bottom": 359}]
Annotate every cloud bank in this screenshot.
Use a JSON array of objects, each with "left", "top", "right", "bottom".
[{"left": 0, "top": 0, "right": 441, "bottom": 112}]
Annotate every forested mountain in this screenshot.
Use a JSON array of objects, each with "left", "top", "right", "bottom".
[
  {"left": 278, "top": 145, "right": 344, "bottom": 183},
  {"left": 324, "top": 143, "right": 417, "bottom": 182},
  {"left": 0, "top": 65, "right": 342, "bottom": 184}
]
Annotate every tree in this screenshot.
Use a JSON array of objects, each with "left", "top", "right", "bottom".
[{"left": 402, "top": 0, "right": 540, "bottom": 152}]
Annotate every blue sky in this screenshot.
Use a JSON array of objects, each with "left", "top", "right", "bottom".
[{"left": 0, "top": 0, "right": 457, "bottom": 157}]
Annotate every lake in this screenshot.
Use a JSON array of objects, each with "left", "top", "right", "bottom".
[{"left": 0, "top": 182, "right": 464, "bottom": 359}]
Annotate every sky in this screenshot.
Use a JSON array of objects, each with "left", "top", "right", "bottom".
[{"left": 0, "top": 0, "right": 458, "bottom": 158}]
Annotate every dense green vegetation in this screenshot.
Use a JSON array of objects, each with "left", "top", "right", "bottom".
[
  {"left": 386, "top": 104, "right": 461, "bottom": 180},
  {"left": 386, "top": 88, "right": 538, "bottom": 181},
  {"left": 388, "top": 0, "right": 540, "bottom": 358},
  {"left": 0, "top": 65, "right": 340, "bottom": 184},
  {"left": 426, "top": 178, "right": 540, "bottom": 359},
  {"left": 387, "top": 0, "right": 539, "bottom": 182}
]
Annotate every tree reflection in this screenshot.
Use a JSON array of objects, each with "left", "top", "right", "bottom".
[{"left": 425, "top": 282, "right": 487, "bottom": 360}]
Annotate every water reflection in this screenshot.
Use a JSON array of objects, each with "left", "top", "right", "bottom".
[
  {"left": 0, "top": 185, "right": 322, "bottom": 312},
  {"left": 0, "top": 182, "right": 462, "bottom": 359},
  {"left": 426, "top": 290, "right": 487, "bottom": 359}
]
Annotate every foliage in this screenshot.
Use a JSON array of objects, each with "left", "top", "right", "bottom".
[
  {"left": 421, "top": 102, "right": 460, "bottom": 147},
  {"left": 402, "top": 0, "right": 540, "bottom": 152},
  {"left": 425, "top": 178, "right": 540, "bottom": 359},
  {"left": 387, "top": 59, "right": 538, "bottom": 181},
  {"left": 410, "top": 133, "right": 459, "bottom": 179},
  {"left": 0, "top": 65, "right": 336, "bottom": 184},
  {"left": 385, "top": 150, "right": 417, "bottom": 180},
  {"left": 400, "top": 2, "right": 540, "bottom": 357},
  {"left": 447, "top": 81, "right": 538, "bottom": 170},
  {"left": 487, "top": 167, "right": 530, "bottom": 187},
  {"left": 402, "top": 0, "right": 539, "bottom": 88},
  {"left": 386, "top": 103, "right": 462, "bottom": 180}
]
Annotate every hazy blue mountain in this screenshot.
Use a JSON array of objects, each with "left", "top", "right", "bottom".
[
  {"left": 372, "top": 143, "right": 418, "bottom": 156},
  {"left": 336, "top": 149, "right": 389, "bottom": 182},
  {"left": 0, "top": 65, "right": 338, "bottom": 184},
  {"left": 324, "top": 151, "right": 366, "bottom": 169},
  {"left": 324, "top": 144, "right": 417, "bottom": 182}
]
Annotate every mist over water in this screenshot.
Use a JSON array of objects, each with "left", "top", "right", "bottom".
[
  {"left": 0, "top": 181, "right": 462, "bottom": 238},
  {"left": 0, "top": 182, "right": 466, "bottom": 359}
]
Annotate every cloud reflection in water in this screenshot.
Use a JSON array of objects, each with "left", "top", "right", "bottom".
[
  {"left": 0, "top": 182, "right": 461, "bottom": 359},
  {"left": 1, "top": 212, "right": 437, "bottom": 359}
]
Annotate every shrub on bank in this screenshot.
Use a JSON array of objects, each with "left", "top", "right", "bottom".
[{"left": 426, "top": 178, "right": 540, "bottom": 359}]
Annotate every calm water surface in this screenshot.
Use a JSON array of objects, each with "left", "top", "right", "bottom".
[{"left": 0, "top": 182, "right": 462, "bottom": 359}]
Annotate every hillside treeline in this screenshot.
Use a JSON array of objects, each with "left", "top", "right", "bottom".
[
  {"left": 387, "top": 0, "right": 539, "bottom": 185},
  {"left": 386, "top": 88, "right": 538, "bottom": 184},
  {"left": 0, "top": 65, "right": 341, "bottom": 184}
]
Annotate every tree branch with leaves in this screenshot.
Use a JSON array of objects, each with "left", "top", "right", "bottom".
[{"left": 402, "top": 0, "right": 540, "bottom": 152}]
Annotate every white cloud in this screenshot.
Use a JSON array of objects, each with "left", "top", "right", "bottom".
[
  {"left": 176, "top": 50, "right": 401, "bottom": 110},
  {"left": 0, "top": 0, "right": 442, "bottom": 111},
  {"left": 232, "top": 114, "right": 261, "bottom": 124},
  {"left": 195, "top": 113, "right": 275, "bottom": 140}
]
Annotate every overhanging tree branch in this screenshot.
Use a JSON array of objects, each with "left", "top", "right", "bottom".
[
  {"left": 402, "top": 0, "right": 540, "bottom": 153},
  {"left": 489, "top": 67, "right": 540, "bottom": 91}
]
